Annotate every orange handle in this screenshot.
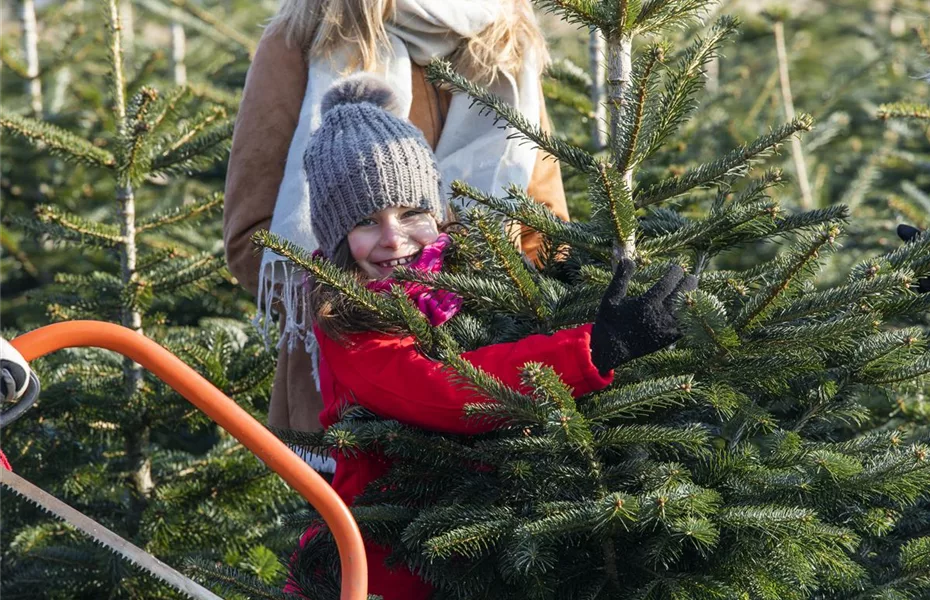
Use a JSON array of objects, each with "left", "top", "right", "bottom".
[{"left": 11, "top": 321, "right": 367, "bottom": 600}]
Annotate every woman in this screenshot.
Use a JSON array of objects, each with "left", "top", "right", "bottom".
[{"left": 223, "top": 0, "right": 571, "bottom": 441}]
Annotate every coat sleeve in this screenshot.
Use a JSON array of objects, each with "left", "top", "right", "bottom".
[
  {"left": 316, "top": 324, "right": 612, "bottom": 435},
  {"left": 521, "top": 92, "right": 569, "bottom": 264},
  {"left": 223, "top": 26, "right": 308, "bottom": 297}
]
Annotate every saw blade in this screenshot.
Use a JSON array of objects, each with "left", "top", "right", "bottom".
[{"left": 1, "top": 468, "right": 224, "bottom": 600}]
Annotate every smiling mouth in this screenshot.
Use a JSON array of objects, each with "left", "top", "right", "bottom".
[{"left": 374, "top": 252, "right": 420, "bottom": 269}]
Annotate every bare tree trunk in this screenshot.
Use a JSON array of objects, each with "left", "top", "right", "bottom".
[
  {"left": 607, "top": 35, "right": 635, "bottom": 261},
  {"left": 589, "top": 28, "right": 607, "bottom": 151},
  {"left": 706, "top": 54, "right": 720, "bottom": 94},
  {"left": 49, "top": 67, "right": 72, "bottom": 115},
  {"left": 171, "top": 13, "right": 186, "bottom": 86},
  {"left": 107, "top": 0, "right": 152, "bottom": 523},
  {"left": 773, "top": 20, "right": 813, "bottom": 210},
  {"left": 119, "top": 0, "right": 134, "bottom": 63},
  {"left": 19, "top": 0, "right": 42, "bottom": 116}
]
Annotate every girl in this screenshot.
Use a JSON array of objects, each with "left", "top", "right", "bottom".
[
  {"left": 286, "top": 75, "right": 697, "bottom": 600},
  {"left": 223, "top": 0, "right": 571, "bottom": 442}
]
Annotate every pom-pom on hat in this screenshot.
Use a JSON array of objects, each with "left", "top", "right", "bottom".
[{"left": 304, "top": 74, "right": 445, "bottom": 259}]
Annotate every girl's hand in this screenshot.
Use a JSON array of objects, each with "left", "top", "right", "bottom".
[
  {"left": 589, "top": 259, "right": 697, "bottom": 375},
  {"left": 897, "top": 224, "right": 930, "bottom": 294}
]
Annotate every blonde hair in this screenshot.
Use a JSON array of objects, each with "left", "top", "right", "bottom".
[{"left": 267, "top": 0, "right": 549, "bottom": 82}]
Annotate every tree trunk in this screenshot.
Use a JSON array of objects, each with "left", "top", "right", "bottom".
[
  {"left": 108, "top": 0, "right": 150, "bottom": 523},
  {"left": 589, "top": 28, "right": 607, "bottom": 151},
  {"left": 171, "top": 15, "right": 187, "bottom": 86},
  {"left": 19, "top": 0, "right": 42, "bottom": 116},
  {"left": 607, "top": 34, "right": 635, "bottom": 261},
  {"left": 773, "top": 20, "right": 813, "bottom": 210},
  {"left": 119, "top": 0, "right": 134, "bottom": 63},
  {"left": 706, "top": 54, "right": 720, "bottom": 94}
]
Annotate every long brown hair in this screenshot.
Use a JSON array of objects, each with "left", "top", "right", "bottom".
[
  {"left": 306, "top": 238, "right": 383, "bottom": 343},
  {"left": 267, "top": 0, "right": 549, "bottom": 82}
]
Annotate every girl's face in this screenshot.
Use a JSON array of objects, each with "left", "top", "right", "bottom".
[{"left": 347, "top": 206, "right": 440, "bottom": 280}]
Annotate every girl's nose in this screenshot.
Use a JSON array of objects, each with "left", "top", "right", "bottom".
[{"left": 379, "top": 218, "right": 403, "bottom": 249}]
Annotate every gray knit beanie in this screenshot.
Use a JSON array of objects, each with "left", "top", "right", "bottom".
[{"left": 304, "top": 74, "right": 445, "bottom": 259}]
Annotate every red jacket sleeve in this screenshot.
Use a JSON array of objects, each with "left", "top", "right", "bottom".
[{"left": 316, "top": 324, "right": 613, "bottom": 435}]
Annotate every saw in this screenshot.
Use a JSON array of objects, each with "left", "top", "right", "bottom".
[
  {"left": 0, "top": 468, "right": 223, "bottom": 600},
  {"left": 3, "top": 322, "right": 368, "bottom": 600},
  {"left": 1, "top": 337, "right": 223, "bottom": 599}
]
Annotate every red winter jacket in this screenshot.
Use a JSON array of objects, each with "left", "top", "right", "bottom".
[{"left": 290, "top": 324, "right": 613, "bottom": 599}]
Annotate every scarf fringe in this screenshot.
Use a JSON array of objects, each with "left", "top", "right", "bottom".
[
  {"left": 253, "top": 259, "right": 322, "bottom": 393},
  {"left": 289, "top": 446, "right": 337, "bottom": 474}
]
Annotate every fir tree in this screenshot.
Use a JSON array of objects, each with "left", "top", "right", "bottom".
[
  {"left": 0, "top": 2, "right": 296, "bottom": 598},
  {"left": 197, "top": 2, "right": 930, "bottom": 599}
]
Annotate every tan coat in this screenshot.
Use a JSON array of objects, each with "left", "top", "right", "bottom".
[{"left": 224, "top": 28, "right": 569, "bottom": 433}]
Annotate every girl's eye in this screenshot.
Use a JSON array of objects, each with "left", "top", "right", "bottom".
[
  {"left": 355, "top": 217, "right": 377, "bottom": 227},
  {"left": 402, "top": 210, "right": 427, "bottom": 220}
]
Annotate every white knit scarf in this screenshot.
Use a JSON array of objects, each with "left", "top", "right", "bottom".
[{"left": 253, "top": 0, "right": 542, "bottom": 356}]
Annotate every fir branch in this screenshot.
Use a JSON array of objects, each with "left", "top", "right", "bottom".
[
  {"left": 425, "top": 60, "right": 598, "bottom": 173},
  {"left": 860, "top": 351, "right": 930, "bottom": 386},
  {"left": 766, "top": 272, "right": 908, "bottom": 325},
  {"left": 531, "top": 0, "right": 607, "bottom": 32},
  {"left": 587, "top": 375, "right": 694, "bottom": 423},
  {"left": 679, "top": 290, "right": 740, "bottom": 355},
  {"left": 123, "top": 87, "right": 159, "bottom": 183},
  {"left": 734, "top": 225, "right": 839, "bottom": 331},
  {"left": 166, "top": 106, "right": 228, "bottom": 154},
  {"left": 32, "top": 205, "right": 122, "bottom": 247},
  {"left": 542, "top": 78, "right": 594, "bottom": 117},
  {"left": 551, "top": 283, "right": 601, "bottom": 328},
  {"left": 473, "top": 211, "right": 550, "bottom": 323},
  {"left": 591, "top": 162, "right": 636, "bottom": 256},
  {"left": 593, "top": 424, "right": 707, "bottom": 451},
  {"left": 455, "top": 357, "right": 547, "bottom": 427},
  {"left": 135, "top": 0, "right": 255, "bottom": 56},
  {"left": 252, "top": 230, "right": 398, "bottom": 323},
  {"left": 522, "top": 362, "right": 577, "bottom": 411},
  {"left": 544, "top": 57, "right": 593, "bottom": 90},
  {"left": 142, "top": 86, "right": 193, "bottom": 139},
  {"left": 0, "top": 45, "right": 30, "bottom": 79},
  {"left": 147, "top": 253, "right": 225, "bottom": 294},
  {"left": 149, "top": 108, "right": 232, "bottom": 177},
  {"left": 772, "top": 205, "right": 849, "bottom": 236},
  {"left": 634, "top": 0, "right": 718, "bottom": 33},
  {"left": 184, "top": 560, "right": 295, "bottom": 600},
  {"left": 878, "top": 102, "right": 930, "bottom": 121},
  {"left": 614, "top": 43, "right": 665, "bottom": 174},
  {"left": 638, "top": 200, "right": 775, "bottom": 257},
  {"left": 637, "top": 17, "right": 738, "bottom": 164},
  {"left": 450, "top": 181, "right": 612, "bottom": 259},
  {"left": 136, "top": 192, "right": 223, "bottom": 232},
  {"left": 0, "top": 110, "right": 115, "bottom": 168},
  {"left": 635, "top": 114, "right": 813, "bottom": 208},
  {"left": 746, "top": 315, "right": 875, "bottom": 356}
]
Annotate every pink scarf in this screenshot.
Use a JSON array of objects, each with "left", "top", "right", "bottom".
[
  {"left": 365, "top": 233, "right": 462, "bottom": 326},
  {"left": 307, "top": 233, "right": 462, "bottom": 327}
]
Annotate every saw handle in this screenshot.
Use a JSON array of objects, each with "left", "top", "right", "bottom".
[{"left": 11, "top": 321, "right": 367, "bottom": 600}]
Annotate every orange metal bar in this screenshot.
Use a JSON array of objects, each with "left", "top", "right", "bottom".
[{"left": 11, "top": 321, "right": 367, "bottom": 600}]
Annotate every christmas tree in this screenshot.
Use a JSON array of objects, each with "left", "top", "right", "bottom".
[
  {"left": 214, "top": 2, "right": 930, "bottom": 599},
  {"left": 0, "top": 1, "right": 297, "bottom": 597}
]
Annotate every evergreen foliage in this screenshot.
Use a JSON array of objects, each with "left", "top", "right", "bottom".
[
  {"left": 1, "top": 1, "right": 296, "bottom": 598},
  {"left": 221, "top": 2, "right": 930, "bottom": 599}
]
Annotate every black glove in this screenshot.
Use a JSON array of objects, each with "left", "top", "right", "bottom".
[
  {"left": 590, "top": 259, "right": 698, "bottom": 374},
  {"left": 1, "top": 339, "right": 30, "bottom": 402},
  {"left": 897, "top": 224, "right": 930, "bottom": 294}
]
